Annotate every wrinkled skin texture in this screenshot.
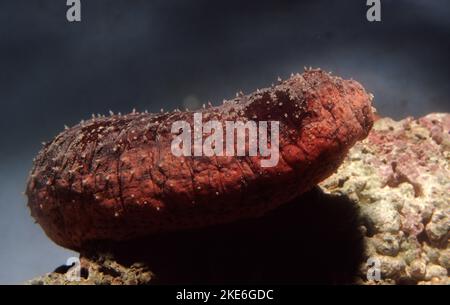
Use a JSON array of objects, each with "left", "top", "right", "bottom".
[{"left": 26, "top": 70, "right": 374, "bottom": 250}]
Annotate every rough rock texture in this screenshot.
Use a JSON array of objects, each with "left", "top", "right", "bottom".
[
  {"left": 26, "top": 69, "right": 374, "bottom": 250},
  {"left": 320, "top": 113, "right": 449, "bottom": 285},
  {"left": 26, "top": 254, "right": 153, "bottom": 285}
]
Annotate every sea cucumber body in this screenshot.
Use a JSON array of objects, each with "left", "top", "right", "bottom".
[{"left": 26, "top": 70, "right": 374, "bottom": 250}]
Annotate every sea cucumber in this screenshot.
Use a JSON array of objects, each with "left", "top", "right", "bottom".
[{"left": 26, "top": 69, "right": 374, "bottom": 250}]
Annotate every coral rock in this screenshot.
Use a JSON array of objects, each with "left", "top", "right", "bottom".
[{"left": 320, "top": 113, "right": 450, "bottom": 285}]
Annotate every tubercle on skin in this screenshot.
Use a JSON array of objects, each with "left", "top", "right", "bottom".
[
  {"left": 26, "top": 68, "right": 374, "bottom": 250},
  {"left": 170, "top": 112, "right": 281, "bottom": 168}
]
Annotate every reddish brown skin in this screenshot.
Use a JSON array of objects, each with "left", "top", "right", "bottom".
[{"left": 26, "top": 70, "right": 374, "bottom": 250}]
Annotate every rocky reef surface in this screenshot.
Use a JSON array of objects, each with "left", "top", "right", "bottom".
[
  {"left": 27, "top": 113, "right": 449, "bottom": 285},
  {"left": 27, "top": 254, "right": 154, "bottom": 285},
  {"left": 321, "top": 113, "right": 449, "bottom": 284}
]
